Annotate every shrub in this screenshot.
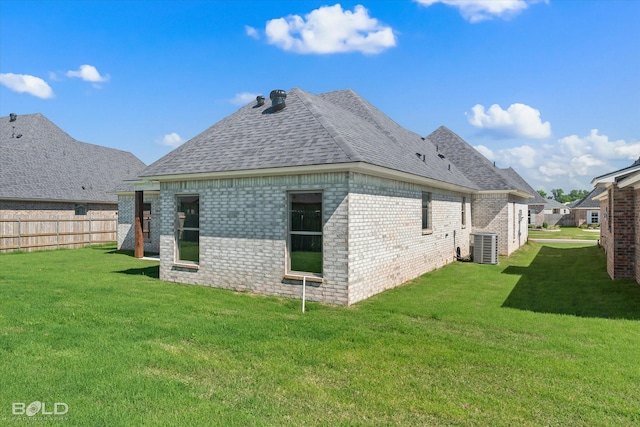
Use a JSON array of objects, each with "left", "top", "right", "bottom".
[{"left": 542, "top": 222, "right": 549, "bottom": 229}]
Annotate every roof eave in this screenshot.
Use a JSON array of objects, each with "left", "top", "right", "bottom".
[{"left": 140, "top": 162, "right": 479, "bottom": 194}]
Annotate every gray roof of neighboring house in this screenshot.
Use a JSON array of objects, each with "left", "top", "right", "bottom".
[
  {"left": 0, "top": 113, "right": 146, "bottom": 203},
  {"left": 572, "top": 187, "right": 606, "bottom": 209},
  {"left": 544, "top": 198, "right": 570, "bottom": 210},
  {"left": 140, "top": 88, "right": 481, "bottom": 190}
]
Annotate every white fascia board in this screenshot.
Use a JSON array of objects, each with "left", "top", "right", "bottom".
[
  {"left": 591, "top": 186, "right": 610, "bottom": 201},
  {"left": 591, "top": 164, "right": 640, "bottom": 186},
  {"left": 141, "top": 162, "right": 479, "bottom": 194},
  {"left": 618, "top": 171, "right": 640, "bottom": 189}
]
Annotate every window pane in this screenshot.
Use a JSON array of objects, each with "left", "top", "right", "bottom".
[
  {"left": 178, "top": 230, "right": 199, "bottom": 262},
  {"left": 179, "top": 196, "right": 199, "bottom": 228},
  {"left": 290, "top": 234, "right": 322, "bottom": 274},
  {"left": 290, "top": 193, "right": 322, "bottom": 232},
  {"left": 422, "top": 192, "right": 431, "bottom": 229},
  {"left": 177, "top": 195, "right": 199, "bottom": 263}
]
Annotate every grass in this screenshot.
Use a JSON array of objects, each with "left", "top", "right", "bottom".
[
  {"left": 528, "top": 226, "right": 600, "bottom": 240},
  {"left": 1, "top": 243, "right": 639, "bottom": 426}
]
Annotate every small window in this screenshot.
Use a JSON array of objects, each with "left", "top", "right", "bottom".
[
  {"left": 553, "top": 208, "right": 560, "bottom": 214},
  {"left": 422, "top": 192, "right": 432, "bottom": 231},
  {"left": 143, "top": 203, "right": 151, "bottom": 240},
  {"left": 588, "top": 210, "right": 599, "bottom": 225},
  {"left": 289, "top": 192, "right": 323, "bottom": 275},
  {"left": 74, "top": 204, "right": 87, "bottom": 216},
  {"left": 176, "top": 195, "right": 199, "bottom": 264},
  {"left": 461, "top": 197, "right": 466, "bottom": 226}
]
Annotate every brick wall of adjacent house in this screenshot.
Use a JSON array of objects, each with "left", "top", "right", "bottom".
[
  {"left": 0, "top": 199, "right": 116, "bottom": 216},
  {"left": 347, "top": 173, "right": 472, "bottom": 304},
  {"left": 472, "top": 194, "right": 527, "bottom": 256},
  {"left": 604, "top": 186, "right": 636, "bottom": 280},
  {"left": 158, "top": 173, "right": 350, "bottom": 305},
  {"left": 117, "top": 193, "right": 160, "bottom": 254}
]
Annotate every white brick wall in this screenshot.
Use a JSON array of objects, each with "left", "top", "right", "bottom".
[
  {"left": 158, "top": 173, "right": 350, "bottom": 304},
  {"left": 347, "top": 173, "right": 472, "bottom": 304},
  {"left": 471, "top": 193, "right": 527, "bottom": 256},
  {"left": 149, "top": 171, "right": 524, "bottom": 305}
]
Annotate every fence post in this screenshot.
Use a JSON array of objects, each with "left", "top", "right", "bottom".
[
  {"left": 89, "top": 216, "right": 92, "bottom": 245},
  {"left": 17, "top": 217, "right": 21, "bottom": 250},
  {"left": 56, "top": 216, "right": 60, "bottom": 249}
]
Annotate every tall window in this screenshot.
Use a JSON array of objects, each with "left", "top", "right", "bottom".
[
  {"left": 289, "top": 192, "right": 322, "bottom": 275},
  {"left": 422, "top": 192, "right": 432, "bottom": 230},
  {"left": 588, "top": 210, "right": 599, "bottom": 225},
  {"left": 176, "top": 195, "right": 199, "bottom": 263},
  {"left": 143, "top": 203, "right": 151, "bottom": 240},
  {"left": 461, "top": 197, "right": 466, "bottom": 226}
]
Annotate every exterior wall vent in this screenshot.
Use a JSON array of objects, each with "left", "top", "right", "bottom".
[
  {"left": 471, "top": 232, "right": 498, "bottom": 264},
  {"left": 269, "top": 89, "right": 287, "bottom": 112}
]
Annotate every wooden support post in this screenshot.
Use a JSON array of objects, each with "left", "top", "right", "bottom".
[{"left": 134, "top": 191, "right": 144, "bottom": 258}]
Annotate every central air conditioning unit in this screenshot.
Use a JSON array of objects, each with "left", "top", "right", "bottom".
[{"left": 471, "top": 232, "right": 498, "bottom": 264}]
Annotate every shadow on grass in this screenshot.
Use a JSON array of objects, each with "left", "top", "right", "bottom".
[
  {"left": 115, "top": 266, "right": 160, "bottom": 279},
  {"left": 502, "top": 245, "right": 640, "bottom": 320}
]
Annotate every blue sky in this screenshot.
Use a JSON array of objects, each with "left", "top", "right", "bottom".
[{"left": 1, "top": 0, "right": 639, "bottom": 193}]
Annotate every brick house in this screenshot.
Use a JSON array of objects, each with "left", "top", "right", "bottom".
[
  {"left": 592, "top": 159, "right": 640, "bottom": 285},
  {"left": 119, "top": 88, "right": 534, "bottom": 305},
  {"left": 1, "top": 113, "right": 145, "bottom": 217},
  {"left": 570, "top": 187, "right": 605, "bottom": 226}
]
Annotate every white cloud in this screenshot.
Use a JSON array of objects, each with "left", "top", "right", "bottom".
[
  {"left": 414, "top": 0, "right": 543, "bottom": 23},
  {"left": 473, "top": 144, "right": 494, "bottom": 160},
  {"left": 66, "top": 65, "right": 110, "bottom": 83},
  {"left": 245, "top": 25, "right": 259, "bottom": 40},
  {"left": 559, "top": 129, "right": 640, "bottom": 161},
  {"left": 0, "top": 73, "right": 54, "bottom": 99},
  {"left": 503, "top": 145, "right": 537, "bottom": 168},
  {"left": 265, "top": 4, "right": 396, "bottom": 54},
  {"left": 160, "top": 133, "right": 185, "bottom": 148},
  {"left": 231, "top": 92, "right": 260, "bottom": 106},
  {"left": 570, "top": 154, "right": 605, "bottom": 176},
  {"left": 467, "top": 103, "right": 551, "bottom": 139}
]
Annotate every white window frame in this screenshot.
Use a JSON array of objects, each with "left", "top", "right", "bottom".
[{"left": 422, "top": 191, "right": 432, "bottom": 233}]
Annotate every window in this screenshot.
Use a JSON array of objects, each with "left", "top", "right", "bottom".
[
  {"left": 289, "top": 192, "right": 322, "bottom": 275},
  {"left": 588, "top": 210, "right": 599, "bottom": 225},
  {"left": 176, "top": 195, "right": 199, "bottom": 263},
  {"left": 528, "top": 209, "right": 533, "bottom": 225},
  {"left": 143, "top": 203, "right": 151, "bottom": 240},
  {"left": 461, "top": 197, "right": 466, "bottom": 226},
  {"left": 553, "top": 208, "right": 560, "bottom": 214},
  {"left": 74, "top": 204, "right": 87, "bottom": 215},
  {"left": 422, "top": 192, "right": 432, "bottom": 231}
]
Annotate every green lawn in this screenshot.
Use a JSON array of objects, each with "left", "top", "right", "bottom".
[
  {"left": 1, "top": 243, "right": 639, "bottom": 426},
  {"left": 528, "top": 226, "right": 601, "bottom": 240}
]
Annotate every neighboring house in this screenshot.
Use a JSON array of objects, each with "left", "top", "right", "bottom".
[
  {"left": 119, "top": 88, "right": 534, "bottom": 305},
  {"left": 592, "top": 158, "right": 640, "bottom": 285},
  {"left": 540, "top": 198, "right": 572, "bottom": 226},
  {"left": 0, "top": 113, "right": 146, "bottom": 216},
  {"left": 570, "top": 187, "right": 605, "bottom": 226}
]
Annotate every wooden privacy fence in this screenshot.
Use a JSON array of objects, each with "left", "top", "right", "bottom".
[{"left": 0, "top": 215, "right": 117, "bottom": 253}]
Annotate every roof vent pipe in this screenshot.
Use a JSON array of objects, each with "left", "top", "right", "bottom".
[
  {"left": 256, "top": 95, "right": 265, "bottom": 107},
  {"left": 270, "top": 89, "right": 287, "bottom": 112},
  {"left": 9, "top": 113, "right": 17, "bottom": 122}
]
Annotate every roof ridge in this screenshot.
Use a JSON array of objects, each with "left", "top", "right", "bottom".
[{"left": 296, "top": 89, "right": 362, "bottom": 162}]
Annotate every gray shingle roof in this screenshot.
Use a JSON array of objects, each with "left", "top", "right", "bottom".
[
  {"left": 572, "top": 187, "right": 606, "bottom": 209},
  {"left": 140, "top": 88, "right": 479, "bottom": 191},
  {"left": 501, "top": 167, "right": 546, "bottom": 204},
  {"left": 0, "top": 113, "right": 146, "bottom": 203},
  {"left": 425, "top": 126, "right": 533, "bottom": 195}
]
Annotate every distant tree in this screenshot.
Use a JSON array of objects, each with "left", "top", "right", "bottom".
[
  {"left": 551, "top": 188, "right": 565, "bottom": 202},
  {"left": 537, "top": 189, "right": 547, "bottom": 199},
  {"left": 568, "top": 189, "right": 589, "bottom": 201}
]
